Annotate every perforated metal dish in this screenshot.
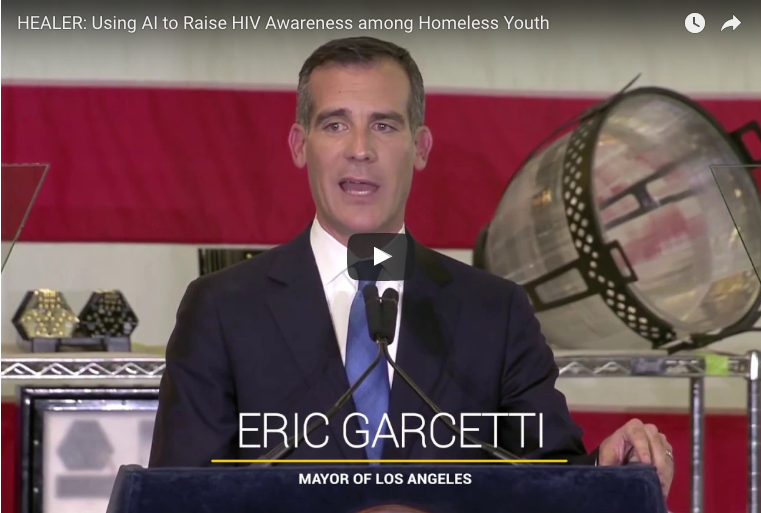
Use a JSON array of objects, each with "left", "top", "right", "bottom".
[{"left": 481, "top": 88, "right": 761, "bottom": 350}]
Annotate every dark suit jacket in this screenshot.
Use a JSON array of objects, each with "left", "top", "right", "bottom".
[{"left": 149, "top": 225, "right": 598, "bottom": 466}]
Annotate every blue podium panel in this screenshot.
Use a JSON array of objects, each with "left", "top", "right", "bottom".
[{"left": 106, "top": 464, "right": 667, "bottom": 513}]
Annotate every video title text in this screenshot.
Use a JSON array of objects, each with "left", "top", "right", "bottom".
[{"left": 18, "top": 15, "right": 550, "bottom": 34}]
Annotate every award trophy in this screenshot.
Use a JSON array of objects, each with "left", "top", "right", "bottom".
[
  {"left": 476, "top": 86, "right": 761, "bottom": 352},
  {"left": 74, "top": 290, "right": 139, "bottom": 352},
  {"left": 12, "top": 289, "right": 80, "bottom": 353},
  {"left": 11, "top": 289, "right": 139, "bottom": 353}
]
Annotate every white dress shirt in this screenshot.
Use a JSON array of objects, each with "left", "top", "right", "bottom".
[{"left": 310, "top": 218, "right": 403, "bottom": 385}]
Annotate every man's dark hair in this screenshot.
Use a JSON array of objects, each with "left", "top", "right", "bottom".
[{"left": 296, "top": 36, "right": 425, "bottom": 133}]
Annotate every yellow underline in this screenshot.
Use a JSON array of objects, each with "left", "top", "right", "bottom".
[{"left": 211, "top": 459, "right": 567, "bottom": 464}]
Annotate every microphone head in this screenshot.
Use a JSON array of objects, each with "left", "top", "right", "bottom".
[
  {"left": 380, "top": 288, "right": 400, "bottom": 345},
  {"left": 362, "top": 284, "right": 383, "bottom": 342},
  {"left": 381, "top": 288, "right": 399, "bottom": 303}
]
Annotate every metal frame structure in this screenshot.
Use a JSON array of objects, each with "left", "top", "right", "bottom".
[
  {"left": 2, "top": 350, "right": 759, "bottom": 513},
  {"left": 17, "top": 387, "right": 160, "bottom": 513}
]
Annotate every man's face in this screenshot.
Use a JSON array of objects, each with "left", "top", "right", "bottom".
[{"left": 289, "top": 58, "right": 432, "bottom": 244}]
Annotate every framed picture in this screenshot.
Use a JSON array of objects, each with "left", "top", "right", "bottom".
[{"left": 18, "top": 386, "right": 159, "bottom": 513}]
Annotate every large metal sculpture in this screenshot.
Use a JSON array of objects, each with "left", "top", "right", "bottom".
[{"left": 477, "top": 85, "right": 761, "bottom": 351}]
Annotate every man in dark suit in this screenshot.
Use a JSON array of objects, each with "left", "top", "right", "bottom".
[{"left": 149, "top": 36, "right": 674, "bottom": 498}]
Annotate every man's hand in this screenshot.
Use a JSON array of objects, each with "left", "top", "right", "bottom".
[{"left": 598, "top": 419, "right": 674, "bottom": 498}]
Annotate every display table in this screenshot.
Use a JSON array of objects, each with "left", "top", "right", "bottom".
[
  {"left": 1, "top": 343, "right": 164, "bottom": 400},
  {"left": 2, "top": 346, "right": 758, "bottom": 513}
]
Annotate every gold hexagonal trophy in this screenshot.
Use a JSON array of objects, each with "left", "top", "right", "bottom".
[
  {"left": 12, "top": 289, "right": 79, "bottom": 352},
  {"left": 12, "top": 289, "right": 138, "bottom": 353}
]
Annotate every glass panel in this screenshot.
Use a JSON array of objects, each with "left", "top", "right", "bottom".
[
  {"left": 1, "top": 163, "right": 50, "bottom": 272},
  {"left": 0, "top": 158, "right": 272, "bottom": 358},
  {"left": 709, "top": 164, "right": 761, "bottom": 285}
]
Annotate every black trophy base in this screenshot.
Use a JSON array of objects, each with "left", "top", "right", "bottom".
[{"left": 18, "top": 336, "right": 132, "bottom": 353}]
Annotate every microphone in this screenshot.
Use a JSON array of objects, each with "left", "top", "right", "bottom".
[
  {"left": 379, "top": 288, "right": 398, "bottom": 344},
  {"left": 378, "top": 288, "right": 523, "bottom": 463},
  {"left": 363, "top": 284, "right": 383, "bottom": 341},
  {"left": 252, "top": 284, "right": 385, "bottom": 466}
]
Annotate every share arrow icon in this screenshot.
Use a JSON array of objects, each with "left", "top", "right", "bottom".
[{"left": 721, "top": 15, "right": 740, "bottom": 31}]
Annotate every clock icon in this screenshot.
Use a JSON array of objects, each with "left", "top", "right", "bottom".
[{"left": 685, "top": 13, "right": 705, "bottom": 33}]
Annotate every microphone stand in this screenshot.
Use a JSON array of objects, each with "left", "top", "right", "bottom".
[
  {"left": 377, "top": 341, "right": 522, "bottom": 464},
  {"left": 252, "top": 284, "right": 385, "bottom": 467},
  {"left": 251, "top": 285, "right": 523, "bottom": 467},
  {"left": 376, "top": 288, "right": 522, "bottom": 464},
  {"left": 251, "top": 346, "right": 385, "bottom": 467}
]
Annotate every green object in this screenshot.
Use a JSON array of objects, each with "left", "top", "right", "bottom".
[{"left": 698, "top": 352, "right": 730, "bottom": 376}]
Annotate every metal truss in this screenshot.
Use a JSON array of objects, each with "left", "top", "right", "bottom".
[
  {"left": 555, "top": 354, "right": 750, "bottom": 379},
  {"left": 0, "top": 354, "right": 752, "bottom": 380},
  {"left": 1, "top": 357, "right": 165, "bottom": 379}
]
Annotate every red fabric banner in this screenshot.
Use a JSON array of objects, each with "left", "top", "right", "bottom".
[{"left": 2, "top": 84, "right": 759, "bottom": 248}]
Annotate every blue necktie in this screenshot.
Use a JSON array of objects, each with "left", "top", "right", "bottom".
[{"left": 345, "top": 280, "right": 390, "bottom": 462}]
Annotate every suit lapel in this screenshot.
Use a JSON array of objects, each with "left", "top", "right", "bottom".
[
  {"left": 384, "top": 241, "right": 462, "bottom": 459},
  {"left": 265, "top": 226, "right": 366, "bottom": 460}
]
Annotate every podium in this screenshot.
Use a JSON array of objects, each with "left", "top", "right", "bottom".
[{"left": 106, "top": 464, "right": 668, "bottom": 513}]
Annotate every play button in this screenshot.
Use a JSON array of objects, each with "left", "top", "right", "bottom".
[
  {"left": 374, "top": 247, "right": 392, "bottom": 266},
  {"left": 347, "top": 233, "right": 414, "bottom": 282}
]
